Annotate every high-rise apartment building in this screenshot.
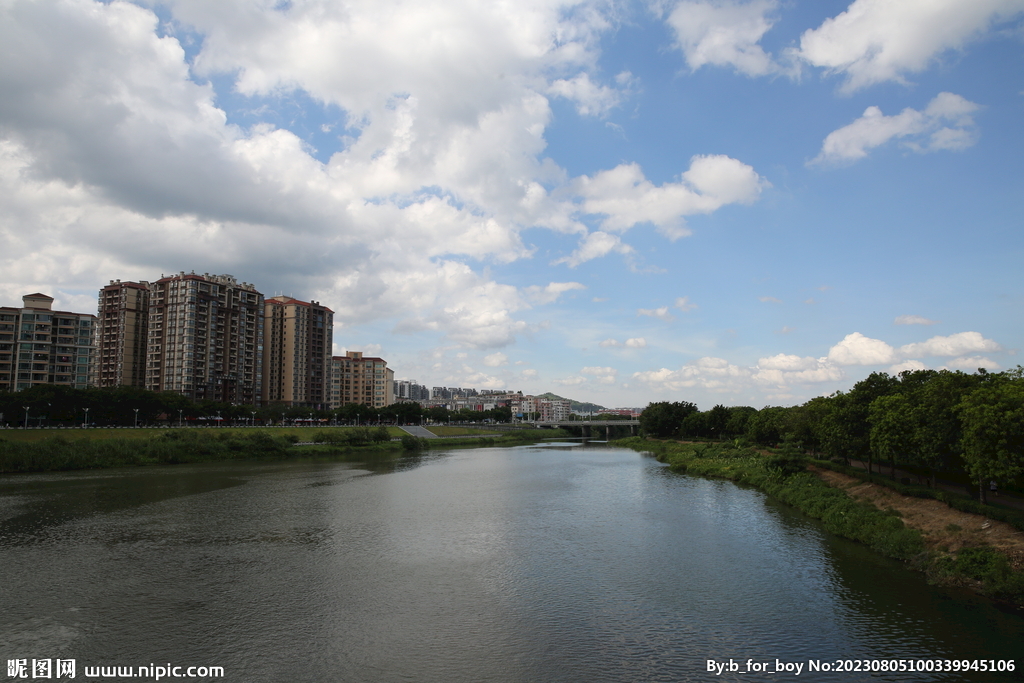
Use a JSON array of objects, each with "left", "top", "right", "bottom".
[
  {"left": 145, "top": 273, "right": 264, "bottom": 405},
  {"left": 95, "top": 280, "right": 151, "bottom": 388},
  {"left": 329, "top": 351, "right": 394, "bottom": 409},
  {"left": 0, "top": 293, "right": 96, "bottom": 393},
  {"left": 262, "top": 296, "right": 333, "bottom": 408}
]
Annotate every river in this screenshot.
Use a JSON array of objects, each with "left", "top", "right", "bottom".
[{"left": 1, "top": 442, "right": 1020, "bottom": 682}]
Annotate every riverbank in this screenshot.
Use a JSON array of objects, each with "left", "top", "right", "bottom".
[
  {"left": 0, "top": 427, "right": 570, "bottom": 474},
  {"left": 616, "top": 437, "right": 1024, "bottom": 608}
]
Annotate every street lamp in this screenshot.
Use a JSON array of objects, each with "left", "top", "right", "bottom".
[
  {"left": 133, "top": 408, "right": 139, "bottom": 429},
  {"left": 83, "top": 407, "right": 89, "bottom": 427},
  {"left": 23, "top": 406, "right": 29, "bottom": 429},
  {"left": 251, "top": 411, "right": 256, "bottom": 427},
  {"left": 178, "top": 409, "right": 183, "bottom": 427}
]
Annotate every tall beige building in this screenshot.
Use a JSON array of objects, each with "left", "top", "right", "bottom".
[
  {"left": 95, "top": 280, "right": 151, "bottom": 388},
  {"left": 146, "top": 272, "right": 264, "bottom": 405},
  {"left": 0, "top": 293, "right": 96, "bottom": 393},
  {"left": 329, "top": 351, "right": 394, "bottom": 409},
  {"left": 262, "top": 296, "right": 333, "bottom": 408}
]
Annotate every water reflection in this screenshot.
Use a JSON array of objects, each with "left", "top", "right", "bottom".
[{"left": 0, "top": 444, "right": 1020, "bottom": 683}]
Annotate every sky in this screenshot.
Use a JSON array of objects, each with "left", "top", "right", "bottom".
[{"left": 1, "top": 0, "right": 1022, "bottom": 410}]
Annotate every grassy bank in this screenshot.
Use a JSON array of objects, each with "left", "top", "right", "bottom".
[
  {"left": 0, "top": 425, "right": 409, "bottom": 443},
  {"left": 0, "top": 427, "right": 570, "bottom": 474},
  {"left": 616, "top": 437, "right": 1024, "bottom": 606}
]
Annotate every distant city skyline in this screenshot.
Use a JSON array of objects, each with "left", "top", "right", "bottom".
[{"left": 1, "top": 0, "right": 1021, "bottom": 410}]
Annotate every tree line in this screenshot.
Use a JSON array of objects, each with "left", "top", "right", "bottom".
[
  {"left": 638, "top": 367, "right": 1024, "bottom": 503},
  {"left": 0, "top": 384, "right": 512, "bottom": 428}
]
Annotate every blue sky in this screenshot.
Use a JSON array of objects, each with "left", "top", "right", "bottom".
[{"left": 1, "top": 0, "right": 1022, "bottom": 408}]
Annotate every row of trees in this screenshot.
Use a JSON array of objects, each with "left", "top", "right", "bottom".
[
  {"left": 0, "top": 384, "right": 513, "bottom": 428},
  {"left": 639, "top": 367, "right": 1024, "bottom": 502}
]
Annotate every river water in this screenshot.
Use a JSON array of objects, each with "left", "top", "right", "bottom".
[{"left": 1, "top": 442, "right": 1021, "bottom": 682}]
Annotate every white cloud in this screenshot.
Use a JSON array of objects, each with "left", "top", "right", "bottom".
[
  {"left": 548, "top": 72, "right": 626, "bottom": 116},
  {"left": 794, "top": 0, "right": 1024, "bottom": 92},
  {"left": 895, "top": 314, "right": 939, "bottom": 325},
  {"left": 674, "top": 296, "right": 697, "bottom": 311},
  {"left": 827, "top": 332, "right": 897, "bottom": 365},
  {"left": 758, "top": 296, "right": 781, "bottom": 303},
  {"left": 552, "top": 231, "right": 633, "bottom": 267},
  {"left": 899, "top": 331, "right": 1001, "bottom": 358},
  {"left": 945, "top": 356, "right": 1001, "bottom": 371},
  {"left": 554, "top": 375, "right": 587, "bottom": 386},
  {"left": 811, "top": 93, "right": 981, "bottom": 165},
  {"left": 599, "top": 337, "right": 647, "bottom": 348},
  {"left": 638, "top": 306, "right": 674, "bottom": 321},
  {"left": 664, "top": 0, "right": 780, "bottom": 77},
  {"left": 483, "top": 352, "right": 509, "bottom": 367},
  {"left": 582, "top": 366, "right": 618, "bottom": 384},
  {"left": 888, "top": 360, "right": 928, "bottom": 374},
  {"left": 753, "top": 354, "right": 844, "bottom": 385},
  {"left": 573, "top": 155, "right": 768, "bottom": 240},
  {"left": 524, "top": 281, "right": 586, "bottom": 304}
]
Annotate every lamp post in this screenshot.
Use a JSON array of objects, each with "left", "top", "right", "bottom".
[
  {"left": 251, "top": 411, "right": 256, "bottom": 427},
  {"left": 23, "top": 406, "right": 29, "bottom": 429},
  {"left": 133, "top": 408, "right": 139, "bottom": 429},
  {"left": 83, "top": 407, "right": 89, "bottom": 427},
  {"left": 178, "top": 409, "right": 183, "bottom": 427}
]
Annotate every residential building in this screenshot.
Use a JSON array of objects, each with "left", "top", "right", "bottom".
[
  {"left": 262, "top": 296, "right": 333, "bottom": 408},
  {"left": 0, "top": 293, "right": 96, "bottom": 393},
  {"left": 330, "top": 351, "right": 394, "bottom": 409},
  {"left": 145, "top": 272, "right": 264, "bottom": 405},
  {"left": 95, "top": 280, "right": 151, "bottom": 388},
  {"left": 394, "top": 379, "right": 430, "bottom": 401}
]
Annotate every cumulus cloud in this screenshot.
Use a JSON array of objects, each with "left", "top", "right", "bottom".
[
  {"left": 794, "top": 0, "right": 1024, "bottom": 92},
  {"left": 483, "top": 352, "right": 509, "bottom": 367},
  {"left": 524, "top": 281, "right": 586, "bottom": 304},
  {"left": 827, "top": 332, "right": 897, "bottom": 365},
  {"left": 582, "top": 366, "right": 618, "bottom": 384},
  {"left": 811, "top": 93, "right": 981, "bottom": 165},
  {"left": 888, "top": 360, "right": 928, "bottom": 375},
  {"left": 552, "top": 231, "right": 634, "bottom": 268},
  {"left": 573, "top": 155, "right": 768, "bottom": 241},
  {"left": 548, "top": 72, "right": 628, "bottom": 116},
  {"left": 554, "top": 375, "right": 587, "bottom": 386},
  {"left": 664, "top": 0, "right": 780, "bottom": 77},
  {"left": 599, "top": 337, "right": 647, "bottom": 348},
  {"left": 632, "top": 327, "right": 1007, "bottom": 399},
  {"left": 945, "top": 356, "right": 1001, "bottom": 371},
  {"left": 899, "top": 331, "right": 1001, "bottom": 358},
  {"left": 895, "top": 314, "right": 939, "bottom": 325},
  {"left": 638, "top": 306, "right": 674, "bottom": 321}
]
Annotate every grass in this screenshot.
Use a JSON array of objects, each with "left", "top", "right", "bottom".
[
  {"left": 0, "top": 426, "right": 408, "bottom": 443},
  {"left": 425, "top": 425, "right": 502, "bottom": 436},
  {"left": 614, "top": 437, "right": 1024, "bottom": 606}
]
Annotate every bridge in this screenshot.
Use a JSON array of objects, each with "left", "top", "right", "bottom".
[{"left": 524, "top": 419, "right": 640, "bottom": 438}]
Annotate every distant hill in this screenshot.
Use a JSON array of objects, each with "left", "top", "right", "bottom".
[{"left": 537, "top": 392, "right": 606, "bottom": 414}]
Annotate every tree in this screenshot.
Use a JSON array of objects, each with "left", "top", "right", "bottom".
[
  {"left": 957, "top": 379, "right": 1024, "bottom": 504},
  {"left": 868, "top": 394, "right": 915, "bottom": 480},
  {"left": 639, "top": 401, "right": 697, "bottom": 438}
]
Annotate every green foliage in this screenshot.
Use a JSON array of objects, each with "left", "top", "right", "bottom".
[
  {"left": 400, "top": 434, "right": 429, "bottom": 450},
  {"left": 639, "top": 401, "right": 697, "bottom": 438},
  {"left": 957, "top": 379, "right": 1024, "bottom": 499}
]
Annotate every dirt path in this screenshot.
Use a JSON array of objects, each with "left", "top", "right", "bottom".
[{"left": 810, "top": 466, "right": 1024, "bottom": 572}]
